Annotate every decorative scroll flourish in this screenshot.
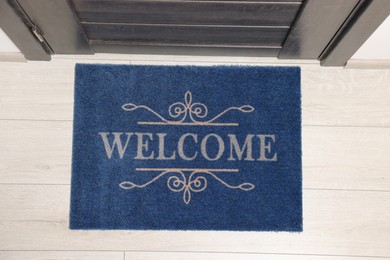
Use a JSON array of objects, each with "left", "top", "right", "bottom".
[
  {"left": 122, "top": 91, "right": 254, "bottom": 126},
  {"left": 119, "top": 168, "right": 255, "bottom": 205}
]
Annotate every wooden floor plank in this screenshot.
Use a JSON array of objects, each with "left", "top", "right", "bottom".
[
  {"left": 0, "top": 120, "right": 389, "bottom": 191},
  {"left": 0, "top": 59, "right": 389, "bottom": 127},
  {"left": 0, "top": 251, "right": 124, "bottom": 260},
  {"left": 0, "top": 121, "right": 72, "bottom": 185},
  {"left": 0, "top": 185, "right": 389, "bottom": 257},
  {"left": 302, "top": 126, "right": 390, "bottom": 191},
  {"left": 125, "top": 251, "right": 390, "bottom": 259}
]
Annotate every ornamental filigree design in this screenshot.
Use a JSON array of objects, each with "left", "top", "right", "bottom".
[
  {"left": 122, "top": 91, "right": 254, "bottom": 126},
  {"left": 119, "top": 168, "right": 255, "bottom": 205}
]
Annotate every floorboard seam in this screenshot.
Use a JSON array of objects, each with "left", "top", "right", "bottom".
[{"left": 0, "top": 250, "right": 389, "bottom": 258}]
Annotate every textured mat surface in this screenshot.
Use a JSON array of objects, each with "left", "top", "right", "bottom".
[{"left": 70, "top": 64, "right": 302, "bottom": 231}]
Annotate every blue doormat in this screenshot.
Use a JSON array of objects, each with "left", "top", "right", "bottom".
[{"left": 70, "top": 64, "right": 302, "bottom": 232}]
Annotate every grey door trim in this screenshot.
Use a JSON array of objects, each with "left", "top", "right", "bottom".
[
  {"left": 0, "top": 0, "right": 51, "bottom": 61},
  {"left": 320, "top": 0, "right": 390, "bottom": 66},
  {"left": 16, "top": 0, "right": 93, "bottom": 55}
]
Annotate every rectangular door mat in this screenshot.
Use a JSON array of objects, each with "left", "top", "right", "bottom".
[{"left": 70, "top": 64, "right": 302, "bottom": 231}]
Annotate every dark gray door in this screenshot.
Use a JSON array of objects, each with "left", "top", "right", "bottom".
[{"left": 2, "top": 0, "right": 389, "bottom": 66}]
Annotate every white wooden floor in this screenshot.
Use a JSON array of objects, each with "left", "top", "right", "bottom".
[{"left": 0, "top": 54, "right": 389, "bottom": 260}]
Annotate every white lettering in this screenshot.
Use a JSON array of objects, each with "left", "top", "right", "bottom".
[
  {"left": 99, "top": 132, "right": 133, "bottom": 159},
  {"left": 201, "top": 133, "right": 225, "bottom": 161}
]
